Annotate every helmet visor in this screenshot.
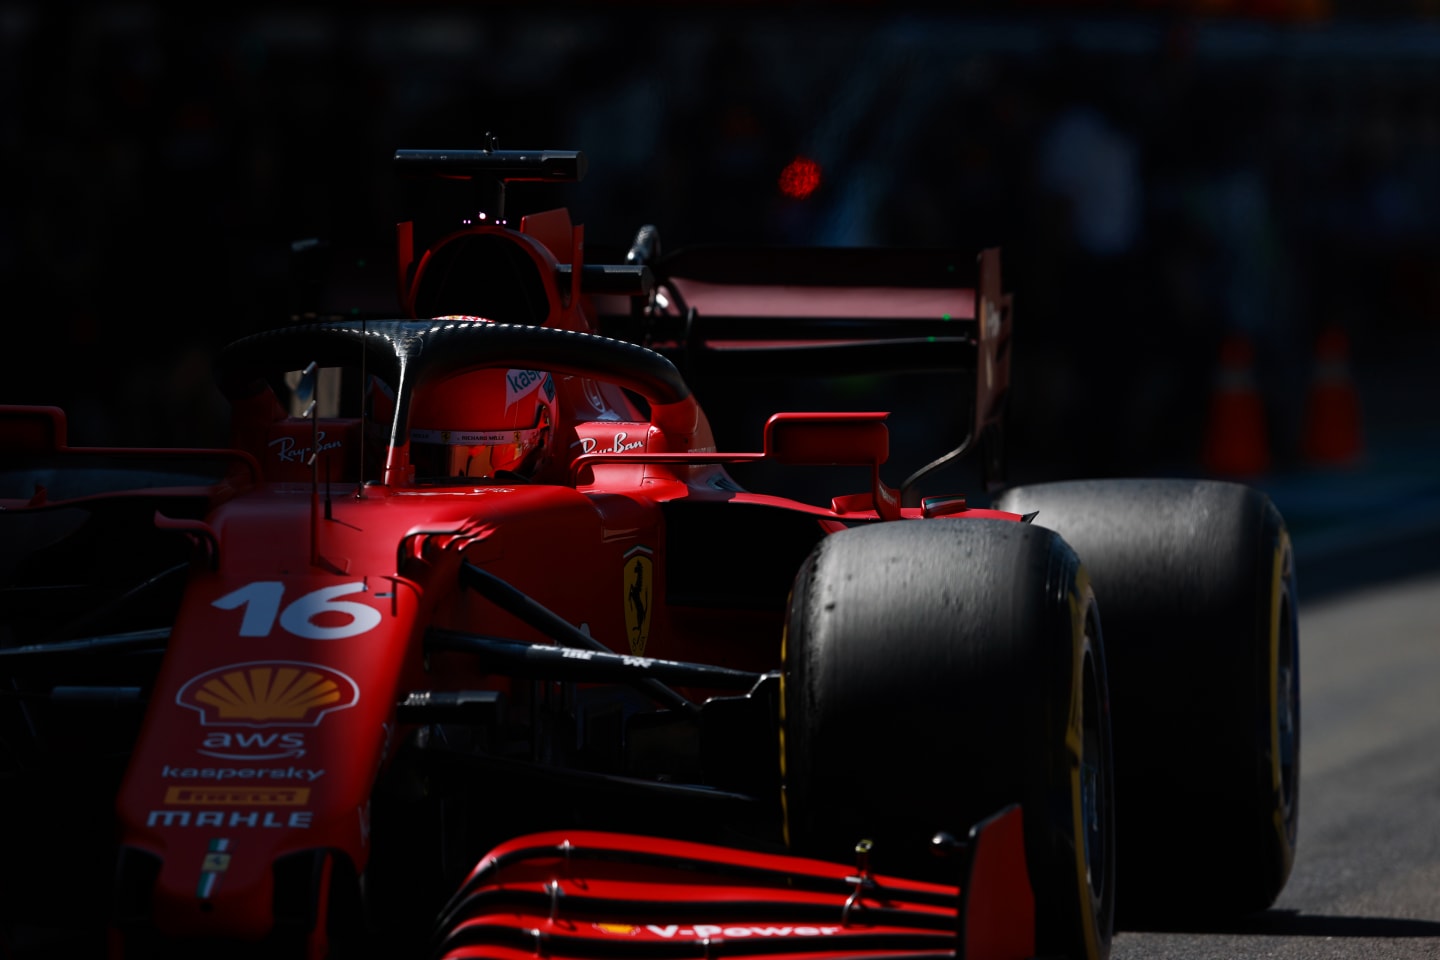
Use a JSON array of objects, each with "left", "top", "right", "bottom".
[{"left": 410, "top": 415, "right": 549, "bottom": 480}]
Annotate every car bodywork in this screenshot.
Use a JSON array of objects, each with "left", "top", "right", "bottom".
[{"left": 1, "top": 148, "right": 1092, "bottom": 959}]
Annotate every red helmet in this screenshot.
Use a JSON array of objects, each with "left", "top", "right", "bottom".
[{"left": 410, "top": 365, "right": 558, "bottom": 481}]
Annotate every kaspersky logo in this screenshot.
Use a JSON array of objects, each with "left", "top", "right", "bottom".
[{"left": 176, "top": 661, "right": 359, "bottom": 729}]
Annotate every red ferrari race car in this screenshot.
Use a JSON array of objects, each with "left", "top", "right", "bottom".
[{"left": 0, "top": 148, "right": 1299, "bottom": 959}]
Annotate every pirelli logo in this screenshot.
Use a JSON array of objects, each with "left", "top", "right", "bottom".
[{"left": 164, "top": 786, "right": 310, "bottom": 806}]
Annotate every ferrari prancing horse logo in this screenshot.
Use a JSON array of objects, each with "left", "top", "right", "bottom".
[{"left": 623, "top": 545, "right": 653, "bottom": 656}]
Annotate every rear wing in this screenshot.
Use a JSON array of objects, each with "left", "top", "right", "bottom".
[{"left": 598, "top": 246, "right": 1012, "bottom": 493}]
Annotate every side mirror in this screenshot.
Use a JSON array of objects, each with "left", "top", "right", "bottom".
[
  {"left": 762, "top": 413, "right": 889, "bottom": 467},
  {"left": 0, "top": 406, "right": 67, "bottom": 451}
]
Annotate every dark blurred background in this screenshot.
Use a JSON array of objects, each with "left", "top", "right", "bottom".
[{"left": 3, "top": 0, "right": 1437, "bottom": 489}]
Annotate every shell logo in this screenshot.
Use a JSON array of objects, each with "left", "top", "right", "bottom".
[{"left": 177, "top": 660, "right": 359, "bottom": 728}]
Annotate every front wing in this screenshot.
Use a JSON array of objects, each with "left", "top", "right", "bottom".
[{"left": 433, "top": 806, "right": 1034, "bottom": 960}]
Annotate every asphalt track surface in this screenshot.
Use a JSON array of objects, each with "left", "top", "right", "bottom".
[{"left": 1113, "top": 431, "right": 1440, "bottom": 959}]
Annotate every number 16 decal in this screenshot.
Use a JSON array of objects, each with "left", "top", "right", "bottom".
[{"left": 212, "top": 582, "right": 382, "bottom": 640}]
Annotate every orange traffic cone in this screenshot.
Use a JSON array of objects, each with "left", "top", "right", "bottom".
[
  {"left": 1203, "top": 334, "right": 1271, "bottom": 477},
  {"left": 1302, "top": 325, "right": 1364, "bottom": 466}
]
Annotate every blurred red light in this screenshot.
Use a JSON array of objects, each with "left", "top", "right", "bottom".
[{"left": 778, "top": 156, "right": 822, "bottom": 199}]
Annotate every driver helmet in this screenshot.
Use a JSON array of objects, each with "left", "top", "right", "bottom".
[{"left": 410, "top": 365, "right": 558, "bottom": 480}]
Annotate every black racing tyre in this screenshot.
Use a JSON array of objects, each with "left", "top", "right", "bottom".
[
  {"left": 783, "top": 519, "right": 1114, "bottom": 960},
  {"left": 993, "top": 479, "right": 1299, "bottom": 922}
]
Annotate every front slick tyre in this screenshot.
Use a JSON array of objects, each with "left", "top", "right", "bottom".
[{"left": 783, "top": 520, "right": 1114, "bottom": 960}]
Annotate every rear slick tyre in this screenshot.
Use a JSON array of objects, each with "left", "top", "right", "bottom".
[
  {"left": 994, "top": 479, "right": 1299, "bottom": 922},
  {"left": 782, "top": 519, "right": 1114, "bottom": 960}
]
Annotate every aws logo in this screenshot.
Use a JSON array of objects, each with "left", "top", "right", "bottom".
[{"left": 177, "top": 661, "right": 359, "bottom": 729}]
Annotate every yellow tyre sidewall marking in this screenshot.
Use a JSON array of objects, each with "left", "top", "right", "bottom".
[
  {"left": 1067, "top": 566, "right": 1102, "bottom": 960},
  {"left": 1268, "top": 529, "right": 1295, "bottom": 865}
]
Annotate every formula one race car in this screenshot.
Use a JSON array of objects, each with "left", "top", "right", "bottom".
[{"left": 0, "top": 147, "right": 1299, "bottom": 960}]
